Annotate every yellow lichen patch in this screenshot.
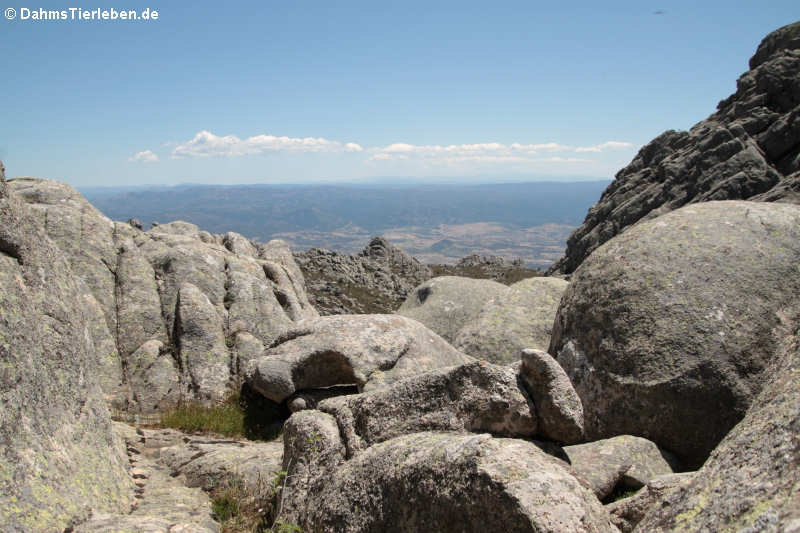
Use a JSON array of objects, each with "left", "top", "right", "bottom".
[
  {"left": 674, "top": 491, "right": 709, "bottom": 528},
  {"left": 726, "top": 498, "right": 780, "bottom": 533}
]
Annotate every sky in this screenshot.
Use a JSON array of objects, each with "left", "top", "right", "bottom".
[{"left": 1, "top": 1, "right": 798, "bottom": 187}]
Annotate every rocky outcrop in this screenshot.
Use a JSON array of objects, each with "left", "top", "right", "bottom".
[
  {"left": 7, "top": 178, "right": 317, "bottom": 412},
  {"left": 316, "top": 361, "right": 539, "bottom": 457},
  {"left": 550, "top": 201, "right": 800, "bottom": 467},
  {"left": 278, "top": 426, "right": 618, "bottom": 533},
  {"left": 0, "top": 170, "right": 134, "bottom": 532},
  {"left": 245, "top": 314, "right": 472, "bottom": 403},
  {"left": 453, "top": 277, "right": 568, "bottom": 363},
  {"left": 397, "top": 275, "right": 509, "bottom": 344},
  {"left": 633, "top": 328, "right": 800, "bottom": 532},
  {"left": 295, "top": 236, "right": 432, "bottom": 315},
  {"left": 563, "top": 435, "right": 679, "bottom": 501},
  {"left": 456, "top": 253, "right": 524, "bottom": 270},
  {"left": 550, "top": 21, "right": 800, "bottom": 274}
]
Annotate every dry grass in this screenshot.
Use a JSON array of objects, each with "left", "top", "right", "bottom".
[
  {"left": 160, "top": 394, "right": 247, "bottom": 437},
  {"left": 159, "top": 386, "right": 285, "bottom": 440}
]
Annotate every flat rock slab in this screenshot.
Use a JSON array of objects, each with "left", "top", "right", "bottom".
[
  {"left": 607, "top": 473, "right": 693, "bottom": 533},
  {"left": 75, "top": 424, "right": 219, "bottom": 533},
  {"left": 159, "top": 437, "right": 284, "bottom": 492},
  {"left": 246, "top": 314, "right": 472, "bottom": 403}
]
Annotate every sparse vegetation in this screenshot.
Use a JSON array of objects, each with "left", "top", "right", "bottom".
[
  {"left": 604, "top": 485, "right": 640, "bottom": 504},
  {"left": 210, "top": 470, "right": 289, "bottom": 533},
  {"left": 209, "top": 462, "right": 304, "bottom": 532},
  {"left": 160, "top": 393, "right": 246, "bottom": 437}
]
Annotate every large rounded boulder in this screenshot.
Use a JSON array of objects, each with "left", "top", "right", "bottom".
[
  {"left": 549, "top": 200, "right": 800, "bottom": 467},
  {"left": 454, "top": 276, "right": 568, "bottom": 363},
  {"left": 397, "top": 276, "right": 509, "bottom": 343}
]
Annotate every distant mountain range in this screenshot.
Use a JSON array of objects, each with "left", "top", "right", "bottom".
[{"left": 82, "top": 181, "right": 610, "bottom": 267}]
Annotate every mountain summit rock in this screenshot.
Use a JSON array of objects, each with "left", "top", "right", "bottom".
[{"left": 550, "top": 20, "right": 800, "bottom": 274}]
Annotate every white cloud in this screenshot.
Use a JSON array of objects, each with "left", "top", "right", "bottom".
[
  {"left": 344, "top": 142, "right": 364, "bottom": 152},
  {"left": 367, "top": 140, "right": 633, "bottom": 164},
  {"left": 574, "top": 141, "right": 634, "bottom": 153},
  {"left": 129, "top": 150, "right": 159, "bottom": 163},
  {"left": 171, "top": 130, "right": 363, "bottom": 158},
  {"left": 160, "top": 131, "right": 633, "bottom": 172}
]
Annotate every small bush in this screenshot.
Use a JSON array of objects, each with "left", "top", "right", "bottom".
[
  {"left": 210, "top": 470, "right": 301, "bottom": 533},
  {"left": 211, "top": 476, "right": 267, "bottom": 533},
  {"left": 212, "top": 487, "right": 242, "bottom": 523}
]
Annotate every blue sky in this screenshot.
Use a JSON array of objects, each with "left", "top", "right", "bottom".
[{"left": 1, "top": 1, "right": 798, "bottom": 186}]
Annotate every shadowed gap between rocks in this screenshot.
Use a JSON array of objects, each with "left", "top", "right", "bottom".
[{"left": 292, "top": 350, "right": 360, "bottom": 392}]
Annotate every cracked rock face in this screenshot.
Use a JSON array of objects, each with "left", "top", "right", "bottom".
[
  {"left": 245, "top": 314, "right": 473, "bottom": 403},
  {"left": 550, "top": 20, "right": 800, "bottom": 275},
  {"left": 8, "top": 178, "right": 318, "bottom": 412},
  {"left": 550, "top": 200, "right": 800, "bottom": 467},
  {"left": 0, "top": 176, "right": 134, "bottom": 532}
]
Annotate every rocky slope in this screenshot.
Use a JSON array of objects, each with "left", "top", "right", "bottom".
[
  {"left": 431, "top": 253, "right": 540, "bottom": 283},
  {"left": 549, "top": 20, "right": 800, "bottom": 274},
  {"left": 7, "top": 178, "right": 317, "bottom": 413}
]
